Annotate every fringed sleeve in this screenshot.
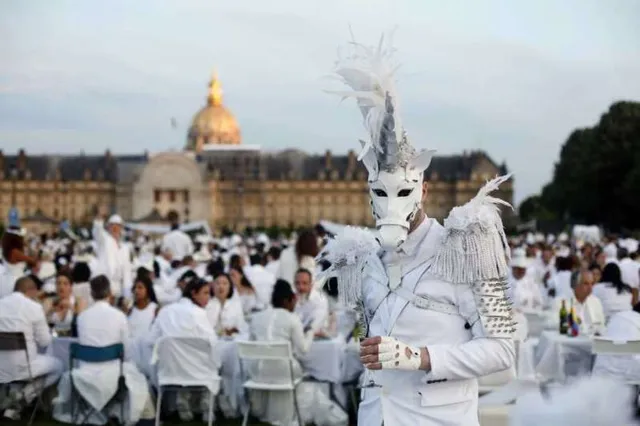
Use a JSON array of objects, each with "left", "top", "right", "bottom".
[{"left": 431, "top": 175, "right": 516, "bottom": 338}]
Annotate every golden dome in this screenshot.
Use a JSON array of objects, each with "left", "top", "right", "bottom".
[{"left": 186, "top": 71, "right": 241, "bottom": 152}]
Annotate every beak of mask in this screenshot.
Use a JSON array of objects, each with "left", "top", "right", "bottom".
[{"left": 377, "top": 225, "right": 408, "bottom": 252}]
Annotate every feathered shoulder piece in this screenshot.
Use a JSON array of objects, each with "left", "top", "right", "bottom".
[
  {"left": 316, "top": 226, "right": 379, "bottom": 308},
  {"left": 431, "top": 175, "right": 512, "bottom": 284}
]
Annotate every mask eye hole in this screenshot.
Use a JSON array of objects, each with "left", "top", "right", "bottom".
[
  {"left": 397, "top": 188, "right": 413, "bottom": 197},
  {"left": 373, "top": 189, "right": 387, "bottom": 197}
]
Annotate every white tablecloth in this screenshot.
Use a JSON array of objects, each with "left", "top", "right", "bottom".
[
  {"left": 50, "top": 335, "right": 361, "bottom": 417},
  {"left": 534, "top": 331, "right": 593, "bottom": 382},
  {"left": 47, "top": 337, "right": 77, "bottom": 371}
]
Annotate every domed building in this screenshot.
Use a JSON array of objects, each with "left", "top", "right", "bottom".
[
  {"left": 0, "top": 70, "right": 513, "bottom": 233},
  {"left": 186, "top": 73, "right": 241, "bottom": 152}
]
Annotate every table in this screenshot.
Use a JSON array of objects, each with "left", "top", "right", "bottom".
[
  {"left": 534, "top": 331, "right": 593, "bottom": 382},
  {"left": 49, "top": 335, "right": 361, "bottom": 418},
  {"left": 47, "top": 336, "right": 77, "bottom": 371}
]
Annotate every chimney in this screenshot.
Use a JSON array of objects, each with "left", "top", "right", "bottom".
[
  {"left": 324, "top": 150, "right": 332, "bottom": 169},
  {"left": 17, "top": 149, "right": 26, "bottom": 170},
  {"left": 347, "top": 149, "right": 356, "bottom": 171}
]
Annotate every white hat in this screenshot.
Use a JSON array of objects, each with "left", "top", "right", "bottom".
[
  {"left": 107, "top": 214, "right": 124, "bottom": 225},
  {"left": 511, "top": 253, "right": 528, "bottom": 269}
]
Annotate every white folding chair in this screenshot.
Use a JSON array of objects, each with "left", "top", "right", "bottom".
[
  {"left": 153, "top": 336, "right": 220, "bottom": 426},
  {"left": 236, "top": 341, "right": 303, "bottom": 426}
]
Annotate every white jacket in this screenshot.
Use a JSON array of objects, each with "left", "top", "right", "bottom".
[{"left": 359, "top": 219, "right": 515, "bottom": 426}]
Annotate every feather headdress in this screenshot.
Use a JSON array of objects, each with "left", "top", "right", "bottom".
[{"left": 327, "top": 30, "right": 428, "bottom": 176}]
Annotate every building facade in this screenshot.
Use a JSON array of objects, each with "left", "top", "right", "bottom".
[{"left": 0, "top": 73, "right": 513, "bottom": 233}]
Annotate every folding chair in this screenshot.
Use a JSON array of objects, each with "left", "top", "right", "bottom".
[
  {"left": 0, "top": 331, "right": 46, "bottom": 426},
  {"left": 69, "top": 342, "right": 126, "bottom": 425},
  {"left": 153, "top": 336, "right": 220, "bottom": 426},
  {"left": 237, "top": 341, "right": 303, "bottom": 426}
]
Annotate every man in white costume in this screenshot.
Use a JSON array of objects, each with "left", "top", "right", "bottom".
[
  {"left": 320, "top": 33, "right": 515, "bottom": 426},
  {"left": 92, "top": 210, "right": 132, "bottom": 300}
]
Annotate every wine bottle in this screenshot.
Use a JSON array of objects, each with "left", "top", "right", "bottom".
[{"left": 559, "top": 299, "right": 568, "bottom": 335}]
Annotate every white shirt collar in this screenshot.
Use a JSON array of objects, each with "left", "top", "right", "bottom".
[{"left": 397, "top": 216, "right": 431, "bottom": 257}]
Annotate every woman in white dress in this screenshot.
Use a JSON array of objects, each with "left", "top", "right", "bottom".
[
  {"left": 592, "top": 263, "right": 633, "bottom": 321},
  {"left": 127, "top": 275, "right": 159, "bottom": 339},
  {"left": 248, "top": 279, "right": 348, "bottom": 426},
  {"left": 0, "top": 227, "right": 38, "bottom": 298},
  {"left": 205, "top": 273, "right": 247, "bottom": 337}
]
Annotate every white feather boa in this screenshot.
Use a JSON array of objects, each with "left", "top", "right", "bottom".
[
  {"left": 316, "top": 226, "right": 379, "bottom": 308},
  {"left": 432, "top": 174, "right": 513, "bottom": 284}
]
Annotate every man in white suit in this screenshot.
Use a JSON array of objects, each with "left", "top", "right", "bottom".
[{"left": 321, "top": 33, "right": 515, "bottom": 426}]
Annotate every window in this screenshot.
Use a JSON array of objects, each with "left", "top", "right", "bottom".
[
  {"left": 154, "top": 190, "right": 161, "bottom": 203},
  {"left": 169, "top": 190, "right": 176, "bottom": 202},
  {"left": 183, "top": 190, "right": 189, "bottom": 203}
]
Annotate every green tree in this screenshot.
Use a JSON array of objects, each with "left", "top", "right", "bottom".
[{"left": 538, "top": 101, "right": 640, "bottom": 230}]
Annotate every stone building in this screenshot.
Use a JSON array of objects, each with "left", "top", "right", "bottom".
[{"left": 0, "top": 73, "right": 513, "bottom": 234}]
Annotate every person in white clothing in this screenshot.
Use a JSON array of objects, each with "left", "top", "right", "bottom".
[
  {"left": 92, "top": 211, "right": 132, "bottom": 300},
  {"left": 322, "top": 33, "right": 514, "bottom": 426},
  {"left": 126, "top": 275, "right": 159, "bottom": 339},
  {"left": 265, "top": 246, "right": 282, "bottom": 277},
  {"left": 547, "top": 256, "right": 573, "bottom": 300},
  {"left": 509, "top": 254, "right": 545, "bottom": 310},
  {"left": 0, "top": 226, "right": 38, "bottom": 298},
  {"left": 276, "top": 230, "right": 318, "bottom": 289},
  {"left": 243, "top": 253, "right": 276, "bottom": 308},
  {"left": 43, "top": 272, "right": 86, "bottom": 336},
  {"left": 618, "top": 247, "right": 639, "bottom": 304},
  {"left": 248, "top": 280, "right": 348, "bottom": 426},
  {"left": 550, "top": 270, "right": 605, "bottom": 335},
  {"left": 0, "top": 276, "right": 63, "bottom": 421},
  {"left": 52, "top": 275, "right": 154, "bottom": 425},
  {"left": 146, "top": 278, "right": 218, "bottom": 422},
  {"left": 592, "top": 263, "right": 633, "bottom": 321},
  {"left": 293, "top": 268, "right": 329, "bottom": 335},
  {"left": 161, "top": 211, "right": 193, "bottom": 264},
  {"left": 205, "top": 273, "right": 247, "bottom": 337}
]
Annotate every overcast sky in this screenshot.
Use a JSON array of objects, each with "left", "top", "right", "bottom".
[{"left": 2, "top": 0, "right": 639, "bottom": 203}]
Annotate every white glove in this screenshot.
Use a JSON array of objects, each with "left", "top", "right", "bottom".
[{"left": 377, "top": 336, "right": 422, "bottom": 370}]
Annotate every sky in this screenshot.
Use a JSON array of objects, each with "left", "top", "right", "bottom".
[{"left": 1, "top": 0, "right": 639, "bottom": 203}]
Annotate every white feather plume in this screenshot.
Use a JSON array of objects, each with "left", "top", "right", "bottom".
[
  {"left": 326, "top": 30, "right": 416, "bottom": 170},
  {"left": 509, "top": 376, "right": 636, "bottom": 426},
  {"left": 432, "top": 174, "right": 513, "bottom": 284},
  {"left": 316, "top": 226, "right": 379, "bottom": 308}
]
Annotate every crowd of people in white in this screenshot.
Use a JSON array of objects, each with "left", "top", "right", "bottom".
[
  {"left": 498, "top": 230, "right": 640, "bottom": 424},
  {"left": 0, "top": 210, "right": 354, "bottom": 425},
  {"left": 1, "top": 208, "right": 640, "bottom": 425}
]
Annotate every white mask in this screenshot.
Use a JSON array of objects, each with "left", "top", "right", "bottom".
[
  {"left": 328, "top": 32, "right": 435, "bottom": 251},
  {"left": 362, "top": 147, "right": 435, "bottom": 251}
]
